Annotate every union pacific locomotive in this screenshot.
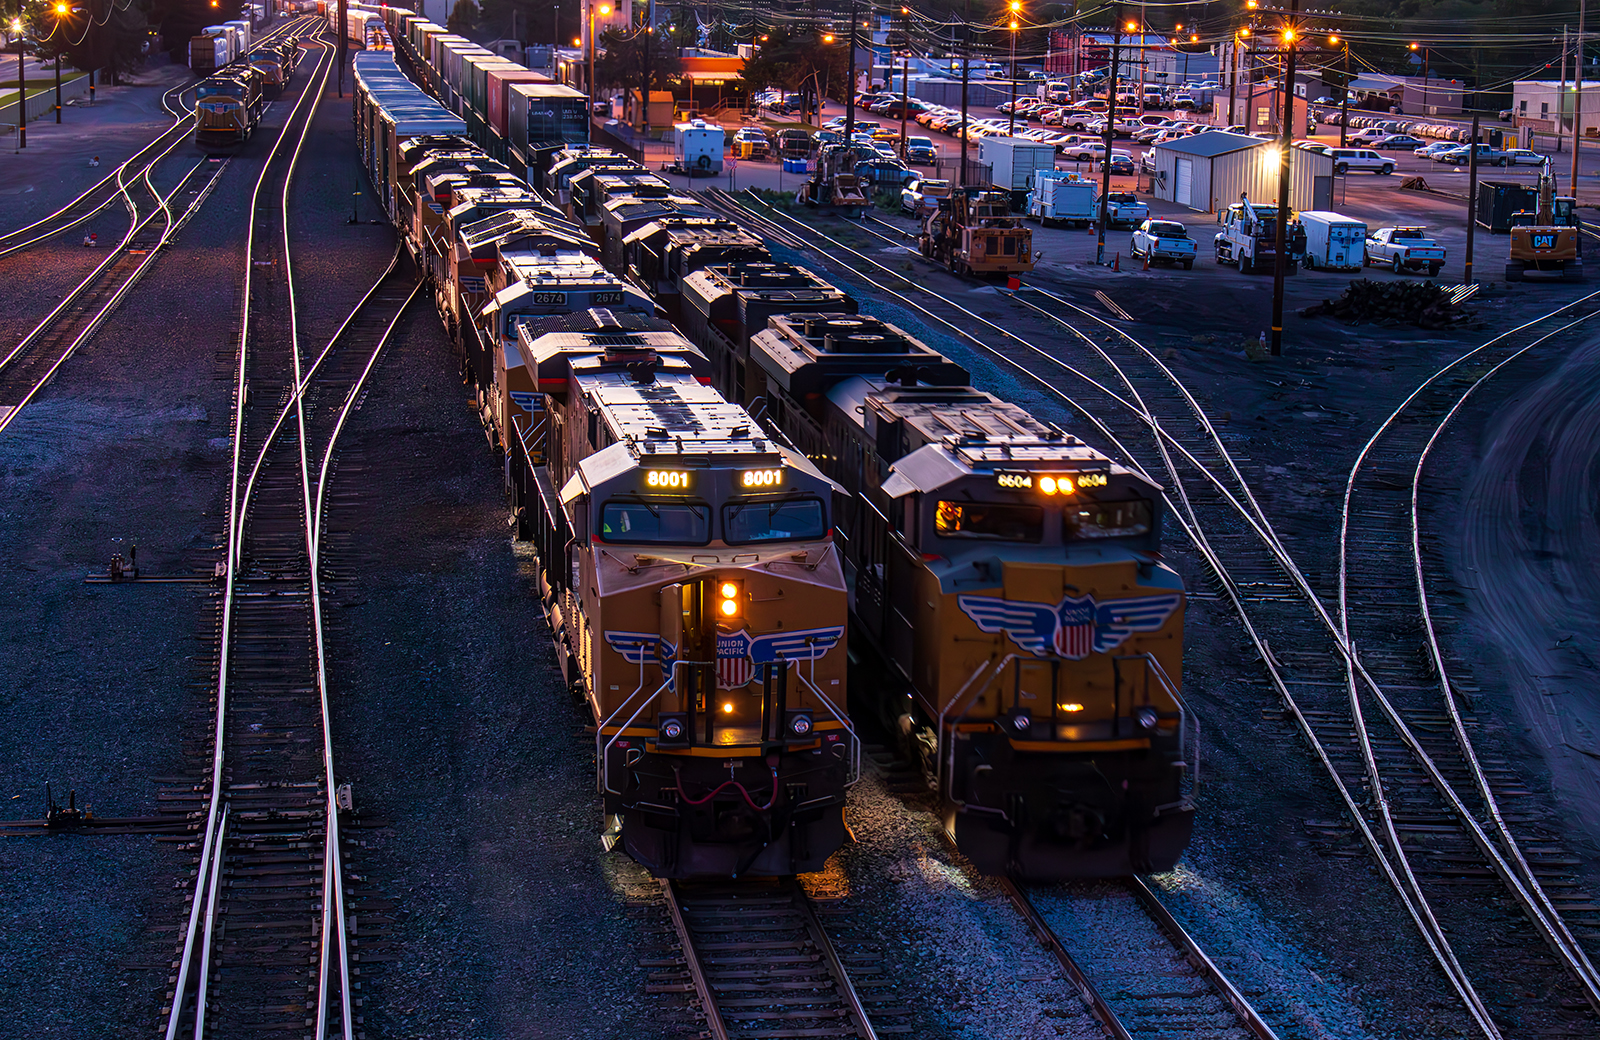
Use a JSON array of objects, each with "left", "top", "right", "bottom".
[{"left": 353, "top": 5, "right": 1196, "bottom": 880}]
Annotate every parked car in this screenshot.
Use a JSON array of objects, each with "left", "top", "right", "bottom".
[
  {"left": 1130, "top": 218, "right": 1197, "bottom": 268},
  {"left": 1329, "top": 148, "right": 1395, "bottom": 175},
  {"left": 1504, "top": 148, "right": 1550, "bottom": 166},
  {"left": 856, "top": 158, "right": 916, "bottom": 189},
  {"left": 1103, "top": 152, "right": 1136, "bottom": 176},
  {"left": 1103, "top": 191, "right": 1149, "bottom": 227},
  {"left": 1364, "top": 226, "right": 1445, "bottom": 276},
  {"left": 900, "top": 177, "right": 953, "bottom": 217},
  {"left": 903, "top": 135, "right": 937, "bottom": 163},
  {"left": 1312, "top": 95, "right": 1339, "bottom": 105},
  {"left": 1060, "top": 139, "right": 1108, "bottom": 162},
  {"left": 1371, "top": 133, "right": 1424, "bottom": 149},
  {"left": 1414, "top": 141, "right": 1456, "bottom": 159}
]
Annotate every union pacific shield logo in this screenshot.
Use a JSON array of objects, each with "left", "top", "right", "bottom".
[
  {"left": 957, "top": 592, "right": 1182, "bottom": 660},
  {"left": 717, "top": 629, "right": 754, "bottom": 689}
]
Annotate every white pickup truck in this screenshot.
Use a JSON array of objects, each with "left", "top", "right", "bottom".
[
  {"left": 1364, "top": 226, "right": 1445, "bottom": 276},
  {"left": 1130, "top": 219, "right": 1197, "bottom": 268},
  {"left": 1103, "top": 191, "right": 1149, "bottom": 228}
]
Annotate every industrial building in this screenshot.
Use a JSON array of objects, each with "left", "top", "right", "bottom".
[{"left": 1149, "top": 130, "right": 1333, "bottom": 215}]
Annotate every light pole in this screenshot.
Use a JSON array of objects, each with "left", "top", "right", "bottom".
[
  {"left": 12, "top": 16, "right": 25, "bottom": 149},
  {"left": 1270, "top": 12, "right": 1301, "bottom": 358},
  {"left": 959, "top": 0, "right": 970, "bottom": 185},
  {"left": 1330, "top": 34, "right": 1348, "bottom": 146},
  {"left": 1007, "top": 1, "right": 1020, "bottom": 136},
  {"left": 1409, "top": 42, "right": 1429, "bottom": 114},
  {"left": 53, "top": 3, "right": 66, "bottom": 124},
  {"left": 844, "top": 0, "right": 857, "bottom": 140},
  {"left": 1229, "top": 26, "right": 1247, "bottom": 127},
  {"left": 1096, "top": 17, "right": 1126, "bottom": 264},
  {"left": 586, "top": 0, "right": 609, "bottom": 103}
]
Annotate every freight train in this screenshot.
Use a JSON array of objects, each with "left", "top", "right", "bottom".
[{"left": 352, "top": 11, "right": 1198, "bottom": 880}]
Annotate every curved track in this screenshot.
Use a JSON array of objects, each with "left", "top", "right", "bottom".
[
  {"left": 0, "top": 16, "right": 317, "bottom": 260},
  {"left": 707, "top": 189, "right": 1600, "bottom": 1037},
  {"left": 161, "top": 34, "right": 421, "bottom": 1040}
]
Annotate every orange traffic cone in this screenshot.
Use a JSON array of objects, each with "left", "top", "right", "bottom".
[
  {"left": 1142, "top": 252, "right": 1150, "bottom": 271},
  {"left": 1113, "top": 252, "right": 1120, "bottom": 272}
]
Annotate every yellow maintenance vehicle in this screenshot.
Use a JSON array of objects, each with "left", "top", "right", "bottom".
[
  {"left": 796, "top": 143, "right": 870, "bottom": 216},
  {"left": 1507, "top": 159, "right": 1584, "bottom": 282},
  {"left": 919, "top": 186, "right": 1037, "bottom": 278}
]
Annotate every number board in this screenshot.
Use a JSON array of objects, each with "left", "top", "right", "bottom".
[
  {"left": 590, "top": 291, "right": 625, "bottom": 305},
  {"left": 531, "top": 292, "right": 568, "bottom": 306}
]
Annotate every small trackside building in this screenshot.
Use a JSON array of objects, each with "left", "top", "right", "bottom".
[{"left": 1151, "top": 131, "right": 1333, "bottom": 215}]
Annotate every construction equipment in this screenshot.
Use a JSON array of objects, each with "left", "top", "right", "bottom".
[
  {"left": 1506, "top": 159, "right": 1583, "bottom": 282},
  {"left": 797, "top": 143, "right": 870, "bottom": 215},
  {"left": 919, "top": 186, "right": 1036, "bottom": 277}
]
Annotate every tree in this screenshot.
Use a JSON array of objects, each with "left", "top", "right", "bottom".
[
  {"left": 593, "top": 24, "right": 682, "bottom": 93},
  {"left": 28, "top": 0, "right": 151, "bottom": 83},
  {"left": 739, "top": 23, "right": 850, "bottom": 122},
  {"left": 447, "top": 0, "right": 479, "bottom": 35}
]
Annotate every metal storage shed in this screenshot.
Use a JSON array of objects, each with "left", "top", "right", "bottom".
[{"left": 1151, "top": 131, "right": 1333, "bottom": 215}]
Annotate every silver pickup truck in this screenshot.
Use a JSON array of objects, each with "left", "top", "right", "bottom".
[{"left": 1364, "top": 226, "right": 1445, "bottom": 276}]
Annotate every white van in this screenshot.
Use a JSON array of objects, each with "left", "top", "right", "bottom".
[
  {"left": 1328, "top": 148, "right": 1394, "bottom": 175},
  {"left": 1298, "top": 211, "right": 1368, "bottom": 270}
]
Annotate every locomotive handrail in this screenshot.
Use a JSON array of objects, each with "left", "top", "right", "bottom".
[
  {"left": 1115, "top": 652, "right": 1199, "bottom": 811},
  {"left": 936, "top": 654, "right": 1017, "bottom": 810},
  {"left": 795, "top": 662, "right": 861, "bottom": 787},
  {"left": 595, "top": 659, "right": 686, "bottom": 796}
]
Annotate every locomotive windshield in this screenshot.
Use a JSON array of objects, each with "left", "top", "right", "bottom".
[
  {"left": 600, "top": 500, "right": 710, "bottom": 544},
  {"left": 1065, "top": 499, "right": 1152, "bottom": 539},
  {"left": 723, "top": 498, "right": 827, "bottom": 543},
  {"left": 935, "top": 501, "right": 1045, "bottom": 542}
]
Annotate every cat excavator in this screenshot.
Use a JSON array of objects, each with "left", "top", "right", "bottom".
[{"left": 1506, "top": 159, "right": 1584, "bottom": 282}]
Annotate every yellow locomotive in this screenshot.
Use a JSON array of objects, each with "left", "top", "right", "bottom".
[
  {"left": 749, "top": 313, "right": 1194, "bottom": 879},
  {"left": 516, "top": 311, "right": 856, "bottom": 878},
  {"left": 194, "top": 68, "right": 264, "bottom": 148}
]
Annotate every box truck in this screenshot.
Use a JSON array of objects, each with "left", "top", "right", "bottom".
[{"left": 979, "top": 135, "right": 1059, "bottom": 210}]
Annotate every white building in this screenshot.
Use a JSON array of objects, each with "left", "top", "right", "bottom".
[
  {"left": 1511, "top": 80, "right": 1600, "bottom": 137},
  {"left": 1150, "top": 131, "right": 1333, "bottom": 214}
]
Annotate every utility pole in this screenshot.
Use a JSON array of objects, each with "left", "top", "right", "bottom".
[
  {"left": 1574, "top": 0, "right": 1586, "bottom": 193},
  {"left": 1228, "top": 29, "right": 1241, "bottom": 126},
  {"left": 1269, "top": 1, "right": 1298, "bottom": 357},
  {"left": 1339, "top": 36, "right": 1349, "bottom": 146},
  {"left": 1007, "top": 0, "right": 1018, "bottom": 136},
  {"left": 1097, "top": 17, "right": 1121, "bottom": 264},
  {"left": 338, "top": 0, "right": 346, "bottom": 97},
  {"left": 640, "top": 0, "right": 651, "bottom": 131},
  {"left": 959, "top": 0, "right": 969, "bottom": 185},
  {"left": 845, "top": 0, "right": 856, "bottom": 138},
  {"left": 15, "top": 5, "right": 26, "bottom": 150},
  {"left": 1465, "top": 114, "right": 1479, "bottom": 284}
]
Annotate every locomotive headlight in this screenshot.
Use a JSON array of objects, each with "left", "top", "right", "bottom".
[
  {"left": 722, "top": 702, "right": 735, "bottom": 714},
  {"left": 1039, "top": 475, "right": 1059, "bottom": 495},
  {"left": 1136, "top": 706, "right": 1160, "bottom": 730},
  {"left": 716, "top": 579, "right": 743, "bottom": 619}
]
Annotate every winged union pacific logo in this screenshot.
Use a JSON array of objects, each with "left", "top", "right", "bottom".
[
  {"left": 956, "top": 592, "right": 1182, "bottom": 660},
  {"left": 604, "top": 626, "right": 845, "bottom": 689}
]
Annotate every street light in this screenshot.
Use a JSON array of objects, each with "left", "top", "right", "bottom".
[
  {"left": 1330, "top": 34, "right": 1350, "bottom": 146},
  {"left": 1007, "top": 0, "right": 1021, "bottom": 136},
  {"left": 586, "top": 1, "right": 610, "bottom": 101},
  {"left": 1409, "top": 42, "right": 1430, "bottom": 113},
  {"left": 11, "top": 16, "right": 24, "bottom": 149},
  {"left": 54, "top": 3, "right": 68, "bottom": 124}
]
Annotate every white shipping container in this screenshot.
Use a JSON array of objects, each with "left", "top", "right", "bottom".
[
  {"left": 225, "top": 19, "right": 252, "bottom": 52},
  {"left": 1298, "top": 210, "right": 1367, "bottom": 270},
  {"left": 674, "top": 119, "right": 726, "bottom": 175},
  {"left": 978, "top": 136, "right": 1059, "bottom": 193}
]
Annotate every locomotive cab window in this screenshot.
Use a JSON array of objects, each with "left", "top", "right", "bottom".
[
  {"left": 1066, "top": 499, "right": 1152, "bottom": 540},
  {"left": 599, "top": 500, "right": 710, "bottom": 544},
  {"left": 935, "top": 501, "right": 1044, "bottom": 542},
  {"left": 723, "top": 497, "right": 827, "bottom": 544}
]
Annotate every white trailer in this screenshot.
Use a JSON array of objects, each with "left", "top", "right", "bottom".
[
  {"left": 1027, "top": 170, "right": 1097, "bottom": 228},
  {"left": 673, "top": 119, "right": 726, "bottom": 176},
  {"left": 1298, "top": 210, "right": 1367, "bottom": 271},
  {"left": 979, "top": 135, "right": 1058, "bottom": 208}
]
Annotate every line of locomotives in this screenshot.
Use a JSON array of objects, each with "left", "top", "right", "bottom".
[
  {"left": 352, "top": 22, "right": 1197, "bottom": 882},
  {"left": 193, "top": 30, "right": 307, "bottom": 149}
]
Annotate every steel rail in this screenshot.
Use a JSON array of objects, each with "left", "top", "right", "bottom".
[
  {"left": 714, "top": 194, "right": 1534, "bottom": 1037},
  {"left": 660, "top": 880, "right": 731, "bottom": 1040},
  {"left": 0, "top": 155, "right": 228, "bottom": 437},
  {"left": 162, "top": 34, "right": 336, "bottom": 1040},
  {"left": 0, "top": 15, "right": 315, "bottom": 254},
  {"left": 999, "top": 879, "right": 1133, "bottom": 1040},
  {"left": 1336, "top": 296, "right": 1600, "bottom": 1001}
]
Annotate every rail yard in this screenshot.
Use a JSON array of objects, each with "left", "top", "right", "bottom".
[{"left": 2, "top": 5, "right": 1600, "bottom": 1039}]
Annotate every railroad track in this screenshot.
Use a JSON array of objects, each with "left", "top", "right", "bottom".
[
  {"left": 1337, "top": 292, "right": 1600, "bottom": 1036},
  {"left": 159, "top": 32, "right": 421, "bottom": 1038},
  {"left": 1005, "top": 878, "right": 1279, "bottom": 1040},
  {"left": 0, "top": 152, "right": 231, "bottom": 434},
  {"left": 657, "top": 878, "right": 894, "bottom": 1039},
  {"left": 0, "top": 15, "right": 316, "bottom": 260},
  {"left": 704, "top": 190, "right": 1600, "bottom": 1036}
]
